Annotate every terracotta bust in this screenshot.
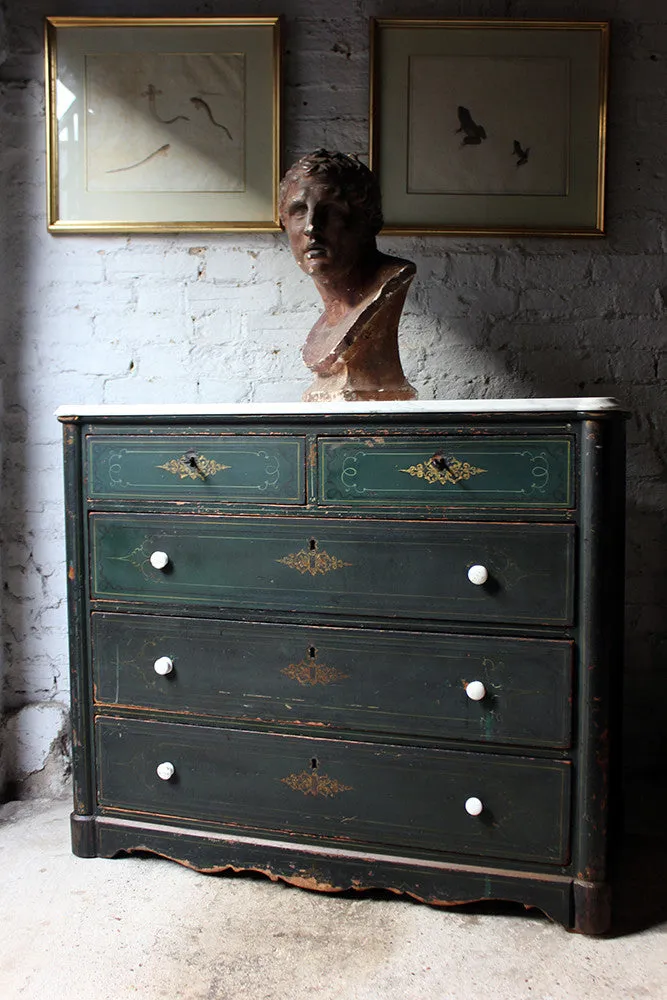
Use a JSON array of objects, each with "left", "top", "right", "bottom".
[{"left": 279, "top": 149, "right": 417, "bottom": 402}]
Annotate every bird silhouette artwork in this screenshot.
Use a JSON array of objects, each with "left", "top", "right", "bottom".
[
  {"left": 513, "top": 139, "right": 530, "bottom": 167},
  {"left": 456, "top": 106, "right": 487, "bottom": 145}
]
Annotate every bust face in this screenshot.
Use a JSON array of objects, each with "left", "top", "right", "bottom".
[{"left": 280, "top": 173, "right": 373, "bottom": 284}]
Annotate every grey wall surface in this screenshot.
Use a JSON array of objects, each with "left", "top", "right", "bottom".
[{"left": 0, "top": 0, "right": 665, "bottom": 795}]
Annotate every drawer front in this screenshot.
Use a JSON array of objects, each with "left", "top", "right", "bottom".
[
  {"left": 96, "top": 717, "right": 571, "bottom": 864},
  {"left": 87, "top": 435, "right": 305, "bottom": 503},
  {"left": 90, "top": 515, "right": 575, "bottom": 626},
  {"left": 319, "top": 435, "right": 573, "bottom": 508},
  {"left": 92, "top": 613, "right": 573, "bottom": 748}
]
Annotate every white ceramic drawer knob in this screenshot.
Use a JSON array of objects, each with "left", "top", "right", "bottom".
[
  {"left": 465, "top": 796, "right": 484, "bottom": 817},
  {"left": 149, "top": 550, "right": 170, "bottom": 570},
  {"left": 465, "top": 680, "right": 486, "bottom": 701},
  {"left": 467, "top": 564, "right": 489, "bottom": 586},
  {"left": 156, "top": 761, "right": 175, "bottom": 781},
  {"left": 154, "top": 656, "right": 174, "bottom": 676}
]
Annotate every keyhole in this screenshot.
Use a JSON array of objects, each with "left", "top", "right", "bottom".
[
  {"left": 431, "top": 453, "right": 448, "bottom": 472},
  {"left": 311, "top": 757, "right": 318, "bottom": 770},
  {"left": 309, "top": 538, "right": 316, "bottom": 550},
  {"left": 308, "top": 646, "right": 316, "bottom": 658}
]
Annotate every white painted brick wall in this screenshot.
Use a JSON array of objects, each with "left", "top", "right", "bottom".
[{"left": 0, "top": 0, "right": 666, "bottom": 791}]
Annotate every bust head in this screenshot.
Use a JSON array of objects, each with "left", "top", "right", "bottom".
[{"left": 279, "top": 149, "right": 383, "bottom": 284}]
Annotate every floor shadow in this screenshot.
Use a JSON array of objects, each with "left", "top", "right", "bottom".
[{"left": 609, "top": 833, "right": 667, "bottom": 936}]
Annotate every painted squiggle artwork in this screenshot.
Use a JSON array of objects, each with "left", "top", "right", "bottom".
[{"left": 85, "top": 52, "right": 245, "bottom": 193}]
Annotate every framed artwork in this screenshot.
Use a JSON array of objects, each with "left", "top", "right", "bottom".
[
  {"left": 370, "top": 19, "right": 609, "bottom": 236},
  {"left": 45, "top": 17, "right": 281, "bottom": 233}
]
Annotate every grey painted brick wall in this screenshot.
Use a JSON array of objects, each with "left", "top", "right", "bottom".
[{"left": 0, "top": 0, "right": 665, "bottom": 794}]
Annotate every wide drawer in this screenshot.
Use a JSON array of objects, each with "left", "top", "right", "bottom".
[
  {"left": 318, "top": 435, "right": 573, "bottom": 508},
  {"left": 92, "top": 613, "right": 573, "bottom": 748},
  {"left": 90, "top": 515, "right": 575, "bottom": 626},
  {"left": 86, "top": 435, "right": 305, "bottom": 503},
  {"left": 96, "top": 717, "right": 571, "bottom": 864}
]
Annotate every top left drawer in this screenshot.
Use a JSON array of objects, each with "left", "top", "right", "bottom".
[{"left": 86, "top": 435, "right": 306, "bottom": 504}]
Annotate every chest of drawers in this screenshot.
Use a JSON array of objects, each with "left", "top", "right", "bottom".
[{"left": 58, "top": 399, "right": 625, "bottom": 933}]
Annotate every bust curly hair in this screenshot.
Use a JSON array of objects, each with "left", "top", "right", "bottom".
[{"left": 278, "top": 149, "right": 384, "bottom": 236}]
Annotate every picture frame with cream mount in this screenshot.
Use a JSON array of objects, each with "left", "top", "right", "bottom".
[
  {"left": 45, "top": 16, "right": 281, "bottom": 233},
  {"left": 370, "top": 18, "right": 609, "bottom": 236}
]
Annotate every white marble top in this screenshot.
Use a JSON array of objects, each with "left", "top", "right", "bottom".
[{"left": 56, "top": 397, "right": 620, "bottom": 419}]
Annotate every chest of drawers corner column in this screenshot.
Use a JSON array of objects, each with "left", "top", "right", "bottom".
[{"left": 58, "top": 399, "right": 626, "bottom": 934}]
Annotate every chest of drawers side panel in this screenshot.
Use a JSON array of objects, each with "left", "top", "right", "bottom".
[
  {"left": 572, "top": 416, "right": 625, "bottom": 930},
  {"left": 61, "top": 420, "right": 97, "bottom": 857}
]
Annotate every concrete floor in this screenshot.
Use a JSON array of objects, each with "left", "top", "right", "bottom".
[{"left": 1, "top": 797, "right": 665, "bottom": 1000}]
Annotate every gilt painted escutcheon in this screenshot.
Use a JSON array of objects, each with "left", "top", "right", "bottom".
[
  {"left": 281, "top": 768, "right": 353, "bottom": 798},
  {"left": 157, "top": 454, "right": 231, "bottom": 481},
  {"left": 281, "top": 650, "right": 349, "bottom": 686},
  {"left": 277, "top": 542, "right": 352, "bottom": 576},
  {"left": 399, "top": 455, "right": 486, "bottom": 486}
]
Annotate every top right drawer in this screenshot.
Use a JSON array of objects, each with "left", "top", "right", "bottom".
[{"left": 318, "top": 435, "right": 574, "bottom": 509}]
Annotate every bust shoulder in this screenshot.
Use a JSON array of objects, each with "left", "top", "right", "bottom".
[{"left": 303, "top": 252, "right": 416, "bottom": 376}]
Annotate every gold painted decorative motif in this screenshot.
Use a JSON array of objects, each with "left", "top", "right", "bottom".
[
  {"left": 281, "top": 770, "right": 352, "bottom": 798},
  {"left": 277, "top": 542, "right": 351, "bottom": 576},
  {"left": 282, "top": 657, "right": 348, "bottom": 687},
  {"left": 158, "top": 454, "right": 231, "bottom": 481},
  {"left": 111, "top": 542, "right": 150, "bottom": 575},
  {"left": 400, "top": 455, "right": 486, "bottom": 486}
]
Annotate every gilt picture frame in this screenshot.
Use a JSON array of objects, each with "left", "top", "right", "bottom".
[
  {"left": 370, "top": 19, "right": 609, "bottom": 236},
  {"left": 45, "top": 17, "right": 281, "bottom": 233}
]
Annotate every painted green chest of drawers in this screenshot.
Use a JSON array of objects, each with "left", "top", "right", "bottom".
[{"left": 58, "top": 399, "right": 625, "bottom": 933}]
